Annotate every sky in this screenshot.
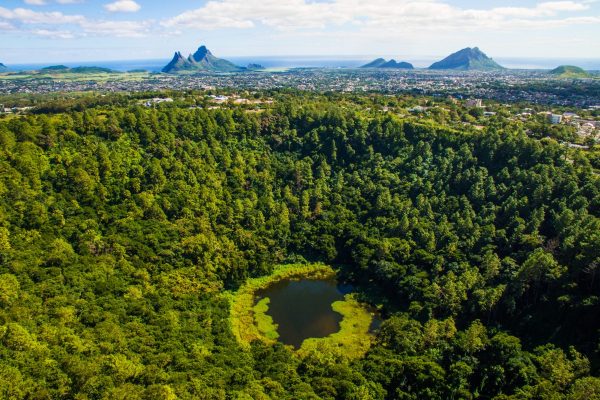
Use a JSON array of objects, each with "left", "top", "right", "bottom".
[{"left": 0, "top": 0, "right": 599, "bottom": 63}]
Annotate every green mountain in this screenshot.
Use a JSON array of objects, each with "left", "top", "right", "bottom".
[
  {"left": 0, "top": 63, "right": 7, "bottom": 72},
  {"left": 162, "top": 52, "right": 192, "bottom": 73},
  {"left": 246, "top": 63, "right": 265, "bottom": 71},
  {"left": 187, "top": 46, "right": 241, "bottom": 72},
  {"left": 70, "top": 67, "right": 115, "bottom": 74},
  {"left": 40, "top": 65, "right": 116, "bottom": 74},
  {"left": 362, "top": 58, "right": 414, "bottom": 69},
  {"left": 41, "top": 65, "right": 70, "bottom": 71},
  {"left": 549, "top": 65, "right": 591, "bottom": 78},
  {"left": 429, "top": 47, "right": 504, "bottom": 70},
  {"left": 162, "top": 45, "right": 242, "bottom": 73},
  {"left": 361, "top": 58, "right": 387, "bottom": 68},
  {"left": 381, "top": 60, "right": 414, "bottom": 69}
]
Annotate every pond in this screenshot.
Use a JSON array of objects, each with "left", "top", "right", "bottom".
[{"left": 256, "top": 278, "right": 354, "bottom": 348}]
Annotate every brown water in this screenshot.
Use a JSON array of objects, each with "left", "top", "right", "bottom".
[{"left": 256, "top": 278, "right": 353, "bottom": 348}]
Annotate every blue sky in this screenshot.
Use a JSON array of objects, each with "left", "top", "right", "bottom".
[{"left": 0, "top": 0, "right": 599, "bottom": 63}]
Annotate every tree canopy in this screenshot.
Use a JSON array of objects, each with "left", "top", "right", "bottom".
[{"left": 0, "top": 92, "right": 599, "bottom": 399}]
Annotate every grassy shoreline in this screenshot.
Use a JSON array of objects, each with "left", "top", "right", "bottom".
[
  {"left": 229, "top": 263, "right": 336, "bottom": 347},
  {"left": 228, "top": 263, "right": 377, "bottom": 359},
  {"left": 298, "top": 295, "right": 374, "bottom": 358}
]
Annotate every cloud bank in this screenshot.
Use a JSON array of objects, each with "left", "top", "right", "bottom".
[{"left": 0, "top": 0, "right": 597, "bottom": 41}]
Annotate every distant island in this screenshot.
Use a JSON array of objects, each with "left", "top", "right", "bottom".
[
  {"left": 41, "top": 65, "right": 70, "bottom": 71},
  {"left": 429, "top": 47, "right": 504, "bottom": 71},
  {"left": 549, "top": 65, "right": 591, "bottom": 79},
  {"left": 41, "top": 65, "right": 117, "bottom": 74},
  {"left": 246, "top": 63, "right": 266, "bottom": 71},
  {"left": 361, "top": 58, "right": 414, "bottom": 69},
  {"left": 361, "top": 47, "right": 503, "bottom": 71},
  {"left": 163, "top": 45, "right": 243, "bottom": 73},
  {"left": 3, "top": 47, "right": 598, "bottom": 78}
]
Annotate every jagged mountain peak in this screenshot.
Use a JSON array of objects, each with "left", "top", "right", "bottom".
[
  {"left": 192, "top": 45, "right": 213, "bottom": 62},
  {"left": 162, "top": 44, "right": 242, "bottom": 73}
]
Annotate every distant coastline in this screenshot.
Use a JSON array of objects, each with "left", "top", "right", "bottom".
[{"left": 5, "top": 56, "right": 600, "bottom": 73}]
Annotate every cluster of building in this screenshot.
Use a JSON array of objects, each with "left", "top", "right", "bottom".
[
  {"left": 542, "top": 110, "right": 599, "bottom": 131},
  {"left": 0, "top": 69, "right": 598, "bottom": 108},
  {"left": 0, "top": 104, "right": 33, "bottom": 115},
  {"left": 143, "top": 97, "right": 174, "bottom": 107},
  {"left": 517, "top": 108, "right": 600, "bottom": 142}
]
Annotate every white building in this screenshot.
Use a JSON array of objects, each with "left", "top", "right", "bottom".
[
  {"left": 144, "top": 98, "right": 174, "bottom": 107},
  {"left": 548, "top": 114, "right": 563, "bottom": 124},
  {"left": 466, "top": 99, "right": 483, "bottom": 108}
]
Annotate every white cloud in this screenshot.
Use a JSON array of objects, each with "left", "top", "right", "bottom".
[
  {"left": 104, "top": 0, "right": 141, "bottom": 13},
  {"left": 161, "top": 0, "right": 596, "bottom": 33},
  {"left": 162, "top": 0, "right": 349, "bottom": 30},
  {"left": 0, "top": 21, "right": 16, "bottom": 30},
  {"left": 32, "top": 28, "right": 75, "bottom": 38},
  {"left": 23, "top": 0, "right": 83, "bottom": 4},
  {"left": 80, "top": 19, "right": 152, "bottom": 37},
  {"left": 24, "top": 0, "right": 47, "bottom": 5},
  {"left": 1, "top": 0, "right": 597, "bottom": 45},
  {"left": 0, "top": 5, "right": 150, "bottom": 39},
  {"left": 0, "top": 7, "right": 86, "bottom": 24}
]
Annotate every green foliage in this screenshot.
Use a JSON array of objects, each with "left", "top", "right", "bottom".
[
  {"left": 230, "top": 263, "right": 336, "bottom": 347},
  {"left": 549, "top": 65, "right": 591, "bottom": 79},
  {"left": 0, "top": 92, "right": 598, "bottom": 398},
  {"left": 299, "top": 294, "right": 375, "bottom": 359},
  {"left": 0, "top": 273, "right": 19, "bottom": 305},
  {"left": 253, "top": 297, "right": 280, "bottom": 341}
]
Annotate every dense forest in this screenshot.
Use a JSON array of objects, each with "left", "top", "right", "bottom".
[{"left": 0, "top": 93, "right": 599, "bottom": 399}]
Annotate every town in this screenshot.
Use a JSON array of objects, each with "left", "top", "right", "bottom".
[{"left": 0, "top": 68, "right": 598, "bottom": 108}]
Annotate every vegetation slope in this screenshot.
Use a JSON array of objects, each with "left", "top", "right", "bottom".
[{"left": 0, "top": 92, "right": 599, "bottom": 399}]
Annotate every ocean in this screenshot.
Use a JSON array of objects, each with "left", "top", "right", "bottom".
[{"left": 6, "top": 56, "right": 600, "bottom": 72}]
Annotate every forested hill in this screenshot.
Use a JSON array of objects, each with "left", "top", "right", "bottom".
[{"left": 0, "top": 94, "right": 599, "bottom": 399}]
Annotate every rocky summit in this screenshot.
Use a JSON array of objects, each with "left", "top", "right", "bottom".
[
  {"left": 361, "top": 58, "right": 414, "bottom": 69},
  {"left": 162, "top": 45, "right": 242, "bottom": 73},
  {"left": 429, "top": 47, "right": 504, "bottom": 71},
  {"left": 162, "top": 52, "right": 191, "bottom": 73}
]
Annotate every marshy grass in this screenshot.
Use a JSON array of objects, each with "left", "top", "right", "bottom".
[{"left": 229, "top": 263, "right": 377, "bottom": 359}]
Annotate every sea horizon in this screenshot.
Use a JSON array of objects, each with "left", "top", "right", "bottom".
[{"left": 5, "top": 55, "right": 600, "bottom": 73}]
